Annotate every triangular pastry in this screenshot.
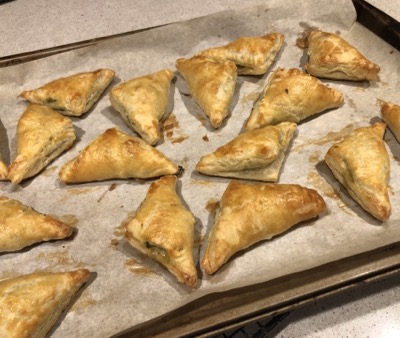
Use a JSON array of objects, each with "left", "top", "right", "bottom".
[
  {"left": 244, "top": 68, "right": 344, "bottom": 130},
  {"left": 59, "top": 128, "right": 180, "bottom": 183},
  {"left": 0, "top": 269, "right": 90, "bottom": 338},
  {"left": 196, "top": 122, "right": 296, "bottom": 181},
  {"left": 201, "top": 181, "right": 327, "bottom": 275},
  {"left": 305, "top": 31, "right": 380, "bottom": 81},
  {"left": 380, "top": 100, "right": 400, "bottom": 143},
  {"left": 325, "top": 122, "right": 391, "bottom": 221},
  {"left": 175, "top": 55, "right": 237, "bottom": 128},
  {"left": 8, "top": 104, "right": 76, "bottom": 184},
  {"left": 197, "top": 33, "right": 285, "bottom": 75},
  {"left": 0, "top": 196, "right": 73, "bottom": 253},
  {"left": 20, "top": 68, "right": 115, "bottom": 116},
  {"left": 109, "top": 69, "right": 175, "bottom": 145},
  {"left": 125, "top": 175, "right": 198, "bottom": 287}
]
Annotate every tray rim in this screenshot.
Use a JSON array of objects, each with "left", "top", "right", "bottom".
[
  {"left": 1, "top": 1, "right": 398, "bottom": 336},
  {"left": 112, "top": 241, "right": 400, "bottom": 337}
]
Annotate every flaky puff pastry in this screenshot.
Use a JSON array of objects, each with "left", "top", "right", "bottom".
[
  {"left": 109, "top": 69, "right": 175, "bottom": 145},
  {"left": 125, "top": 176, "right": 197, "bottom": 287},
  {"left": 0, "top": 161, "right": 6, "bottom": 180},
  {"left": 176, "top": 55, "right": 237, "bottom": 128},
  {"left": 305, "top": 31, "right": 380, "bottom": 81},
  {"left": 20, "top": 68, "right": 115, "bottom": 116},
  {"left": 325, "top": 123, "right": 391, "bottom": 221},
  {"left": 196, "top": 122, "right": 296, "bottom": 181},
  {"left": 8, "top": 104, "right": 76, "bottom": 184},
  {"left": 0, "top": 196, "right": 73, "bottom": 252},
  {"left": 0, "top": 155, "right": 6, "bottom": 180},
  {"left": 0, "top": 269, "right": 90, "bottom": 338},
  {"left": 380, "top": 100, "right": 400, "bottom": 143},
  {"left": 59, "top": 128, "right": 180, "bottom": 183},
  {"left": 245, "top": 68, "right": 344, "bottom": 130},
  {"left": 198, "top": 33, "right": 285, "bottom": 75},
  {"left": 202, "top": 181, "right": 327, "bottom": 275}
]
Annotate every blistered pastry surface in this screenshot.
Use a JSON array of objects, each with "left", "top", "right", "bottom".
[{"left": 0, "top": 1, "right": 399, "bottom": 337}]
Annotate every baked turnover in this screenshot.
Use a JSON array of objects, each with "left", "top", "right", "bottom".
[
  {"left": 325, "top": 122, "right": 391, "bottom": 221},
  {"left": 20, "top": 68, "right": 115, "bottom": 116},
  {"left": 305, "top": 31, "right": 380, "bottom": 81},
  {"left": 125, "top": 175, "right": 198, "bottom": 287}
]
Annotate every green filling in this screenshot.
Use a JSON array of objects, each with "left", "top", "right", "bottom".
[
  {"left": 145, "top": 241, "right": 169, "bottom": 263},
  {"left": 46, "top": 97, "right": 57, "bottom": 104}
]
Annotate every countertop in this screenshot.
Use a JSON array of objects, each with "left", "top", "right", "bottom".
[
  {"left": 1, "top": 1, "right": 399, "bottom": 337},
  {"left": 0, "top": 0, "right": 398, "bottom": 58}
]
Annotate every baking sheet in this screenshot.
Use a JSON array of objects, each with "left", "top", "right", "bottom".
[{"left": 0, "top": 0, "right": 400, "bottom": 337}]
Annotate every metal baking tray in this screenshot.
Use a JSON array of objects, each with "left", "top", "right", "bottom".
[
  {"left": 0, "top": 1, "right": 398, "bottom": 337},
  {"left": 115, "top": 241, "right": 400, "bottom": 337}
]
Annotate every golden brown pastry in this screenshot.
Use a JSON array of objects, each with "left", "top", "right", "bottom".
[
  {"left": 59, "top": 127, "right": 180, "bottom": 183},
  {"left": 197, "top": 33, "right": 285, "bottom": 75},
  {"left": 20, "top": 68, "right": 115, "bottom": 116},
  {"left": 244, "top": 68, "right": 344, "bottom": 130},
  {"left": 196, "top": 122, "right": 296, "bottom": 181},
  {"left": 109, "top": 69, "right": 175, "bottom": 145},
  {"left": 175, "top": 55, "right": 237, "bottom": 128},
  {"left": 8, "top": 104, "right": 76, "bottom": 184},
  {"left": 125, "top": 175, "right": 197, "bottom": 287},
  {"left": 380, "top": 100, "right": 400, "bottom": 143},
  {"left": 305, "top": 31, "right": 380, "bottom": 81},
  {"left": 0, "top": 160, "right": 6, "bottom": 180},
  {"left": 0, "top": 269, "right": 90, "bottom": 338},
  {"left": 0, "top": 196, "right": 73, "bottom": 252},
  {"left": 325, "top": 122, "right": 391, "bottom": 221},
  {"left": 202, "top": 181, "right": 327, "bottom": 275}
]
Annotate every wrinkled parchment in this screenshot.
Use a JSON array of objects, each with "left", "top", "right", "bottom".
[{"left": 0, "top": 0, "right": 399, "bottom": 337}]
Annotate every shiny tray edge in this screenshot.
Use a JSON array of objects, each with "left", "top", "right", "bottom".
[
  {"left": 1, "top": 2, "right": 398, "bottom": 337},
  {"left": 114, "top": 241, "right": 400, "bottom": 338}
]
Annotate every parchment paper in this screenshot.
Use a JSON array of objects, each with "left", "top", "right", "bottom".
[{"left": 1, "top": 0, "right": 400, "bottom": 337}]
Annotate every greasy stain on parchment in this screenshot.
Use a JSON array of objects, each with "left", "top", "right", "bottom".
[
  {"left": 292, "top": 123, "right": 354, "bottom": 152},
  {"left": 66, "top": 187, "right": 100, "bottom": 195},
  {"left": 33, "top": 248, "right": 95, "bottom": 271},
  {"left": 240, "top": 91, "right": 261, "bottom": 111},
  {"left": 58, "top": 186, "right": 102, "bottom": 204},
  {"left": 97, "top": 183, "right": 119, "bottom": 203},
  {"left": 124, "top": 258, "right": 158, "bottom": 276},
  {"left": 42, "top": 165, "right": 57, "bottom": 177},
  {"left": 110, "top": 238, "right": 120, "bottom": 249},
  {"left": 110, "top": 210, "right": 136, "bottom": 249},
  {"left": 346, "top": 97, "right": 357, "bottom": 110},
  {"left": 190, "top": 178, "right": 217, "bottom": 187},
  {"left": 162, "top": 113, "right": 189, "bottom": 144},
  {"left": 205, "top": 198, "right": 220, "bottom": 215},
  {"left": 49, "top": 214, "right": 79, "bottom": 228},
  {"left": 113, "top": 219, "right": 130, "bottom": 238},
  {"left": 308, "top": 150, "right": 321, "bottom": 164}
]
